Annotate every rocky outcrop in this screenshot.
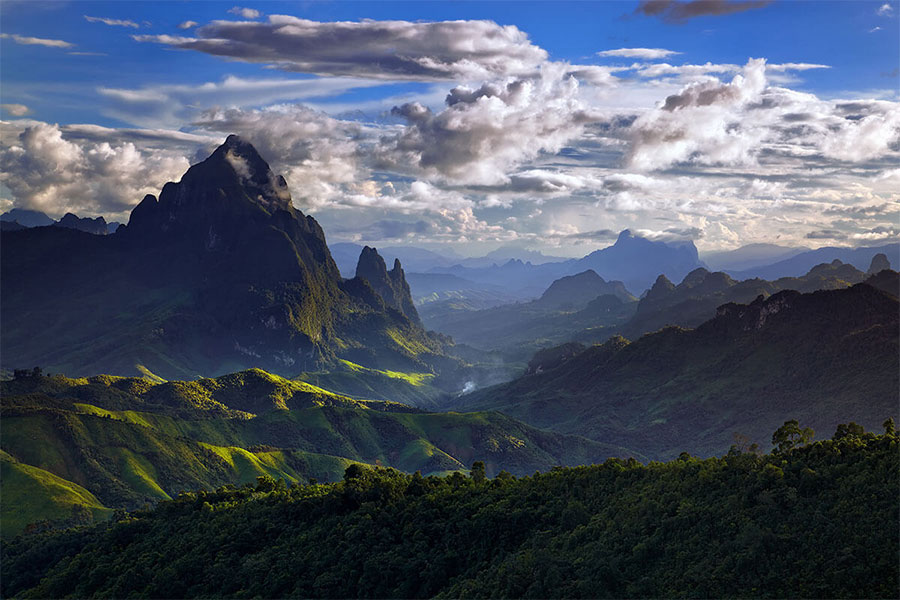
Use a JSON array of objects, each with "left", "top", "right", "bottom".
[{"left": 355, "top": 247, "right": 421, "bottom": 325}]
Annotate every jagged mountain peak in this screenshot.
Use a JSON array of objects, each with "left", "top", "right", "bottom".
[
  {"left": 124, "top": 136, "right": 302, "bottom": 243},
  {"left": 355, "top": 247, "right": 421, "bottom": 325}
]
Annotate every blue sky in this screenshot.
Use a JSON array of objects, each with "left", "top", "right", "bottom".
[{"left": 1, "top": 1, "right": 898, "bottom": 255}]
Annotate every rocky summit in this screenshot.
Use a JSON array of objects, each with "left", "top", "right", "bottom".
[
  {"left": 355, "top": 246, "right": 421, "bottom": 325},
  {"left": 0, "top": 136, "right": 443, "bottom": 379}
]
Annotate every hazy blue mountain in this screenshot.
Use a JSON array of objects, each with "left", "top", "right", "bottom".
[
  {"left": 421, "top": 270, "right": 637, "bottom": 363},
  {"left": 730, "top": 243, "right": 899, "bottom": 280},
  {"left": 425, "top": 230, "right": 705, "bottom": 299},
  {"left": 868, "top": 253, "right": 891, "bottom": 275},
  {"left": 533, "top": 270, "right": 635, "bottom": 310},
  {"left": 573, "top": 230, "right": 704, "bottom": 294},
  {"left": 702, "top": 243, "right": 810, "bottom": 272},
  {"left": 0, "top": 208, "right": 55, "bottom": 228}
]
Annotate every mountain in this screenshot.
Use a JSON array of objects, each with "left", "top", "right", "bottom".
[
  {"left": 533, "top": 270, "right": 634, "bottom": 310},
  {"left": 4, "top": 431, "right": 896, "bottom": 599},
  {"left": 702, "top": 243, "right": 809, "bottom": 272},
  {"left": 55, "top": 212, "right": 108, "bottom": 235},
  {"left": 330, "top": 243, "right": 461, "bottom": 278},
  {"left": 421, "top": 230, "right": 705, "bottom": 301},
  {"left": 573, "top": 230, "right": 704, "bottom": 294},
  {"left": 868, "top": 252, "right": 891, "bottom": 275},
  {"left": 452, "top": 283, "right": 898, "bottom": 461},
  {"left": 1, "top": 136, "right": 445, "bottom": 380},
  {"left": 0, "top": 220, "right": 27, "bottom": 232},
  {"left": 0, "top": 368, "right": 637, "bottom": 534},
  {"left": 0, "top": 208, "right": 54, "bottom": 228},
  {"left": 354, "top": 247, "right": 421, "bottom": 325},
  {"left": 421, "top": 271, "right": 637, "bottom": 363},
  {"left": 620, "top": 260, "right": 869, "bottom": 339},
  {"left": 730, "top": 243, "right": 898, "bottom": 280}
]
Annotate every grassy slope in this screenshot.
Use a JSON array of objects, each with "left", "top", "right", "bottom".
[
  {"left": 0, "top": 451, "right": 113, "bottom": 535},
  {"left": 0, "top": 369, "right": 635, "bottom": 535}
]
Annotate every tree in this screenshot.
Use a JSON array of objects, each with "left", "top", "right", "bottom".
[
  {"left": 884, "top": 417, "right": 896, "bottom": 436},
  {"left": 470, "top": 461, "right": 486, "bottom": 484},
  {"left": 833, "top": 422, "right": 866, "bottom": 440},
  {"left": 772, "top": 420, "right": 814, "bottom": 454}
]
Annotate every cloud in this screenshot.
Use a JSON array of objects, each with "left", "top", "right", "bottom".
[
  {"left": 98, "top": 75, "right": 391, "bottom": 128},
  {"left": 0, "top": 121, "right": 192, "bottom": 220},
  {"left": 228, "top": 6, "right": 261, "bottom": 19},
  {"left": 177, "top": 21, "right": 199, "bottom": 29},
  {"left": 628, "top": 58, "right": 768, "bottom": 170},
  {"left": 191, "top": 105, "right": 368, "bottom": 209},
  {"left": 335, "top": 219, "right": 434, "bottom": 241},
  {"left": 0, "top": 33, "right": 74, "bottom": 48},
  {"left": 1, "top": 104, "right": 30, "bottom": 116},
  {"left": 597, "top": 48, "right": 681, "bottom": 59},
  {"left": 624, "top": 58, "right": 900, "bottom": 172},
  {"left": 561, "top": 228, "right": 618, "bottom": 241},
  {"left": 84, "top": 15, "right": 140, "bottom": 28},
  {"left": 377, "top": 63, "right": 601, "bottom": 185},
  {"left": 133, "top": 17, "right": 548, "bottom": 80},
  {"left": 877, "top": 3, "right": 894, "bottom": 16},
  {"left": 635, "top": 0, "right": 772, "bottom": 23},
  {"left": 805, "top": 229, "right": 847, "bottom": 240}
]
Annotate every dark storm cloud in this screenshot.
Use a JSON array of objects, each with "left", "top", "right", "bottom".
[{"left": 636, "top": 0, "right": 772, "bottom": 24}]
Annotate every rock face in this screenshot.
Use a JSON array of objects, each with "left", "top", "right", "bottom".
[
  {"left": 868, "top": 253, "right": 892, "bottom": 275},
  {"left": 1, "top": 136, "right": 440, "bottom": 379},
  {"left": 355, "top": 247, "right": 421, "bottom": 325},
  {"left": 56, "top": 213, "right": 108, "bottom": 235}
]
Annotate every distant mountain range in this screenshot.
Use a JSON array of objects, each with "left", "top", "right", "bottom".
[
  {"left": 1, "top": 136, "right": 446, "bottom": 380},
  {"left": 1, "top": 208, "right": 121, "bottom": 234},
  {"left": 700, "top": 243, "right": 810, "bottom": 272},
  {"left": 729, "top": 243, "right": 897, "bottom": 280},
  {"left": 422, "top": 256, "right": 891, "bottom": 362},
  {"left": 452, "top": 279, "right": 898, "bottom": 460}
]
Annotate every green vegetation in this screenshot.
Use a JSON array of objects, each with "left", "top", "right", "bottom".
[
  {"left": 2, "top": 425, "right": 896, "bottom": 598},
  {"left": 0, "top": 452, "right": 112, "bottom": 535},
  {"left": 456, "top": 284, "right": 899, "bottom": 460},
  {"left": 0, "top": 369, "right": 632, "bottom": 535}
]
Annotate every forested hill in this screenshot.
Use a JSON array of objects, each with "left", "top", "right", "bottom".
[{"left": 3, "top": 424, "right": 897, "bottom": 599}]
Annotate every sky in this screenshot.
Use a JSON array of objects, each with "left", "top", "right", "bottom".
[{"left": 1, "top": 0, "right": 898, "bottom": 256}]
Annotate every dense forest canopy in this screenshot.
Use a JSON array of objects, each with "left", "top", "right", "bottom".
[{"left": 3, "top": 422, "right": 897, "bottom": 599}]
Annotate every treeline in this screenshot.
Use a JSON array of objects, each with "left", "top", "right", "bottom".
[{"left": 2, "top": 422, "right": 897, "bottom": 599}]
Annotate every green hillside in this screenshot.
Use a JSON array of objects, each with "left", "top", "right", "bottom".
[
  {"left": 0, "top": 369, "right": 634, "bottom": 534},
  {"left": 3, "top": 426, "right": 896, "bottom": 598},
  {"left": 0, "top": 452, "right": 113, "bottom": 535},
  {"left": 454, "top": 284, "right": 899, "bottom": 460}
]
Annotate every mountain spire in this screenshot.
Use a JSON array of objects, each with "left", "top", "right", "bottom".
[{"left": 355, "top": 247, "right": 421, "bottom": 325}]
